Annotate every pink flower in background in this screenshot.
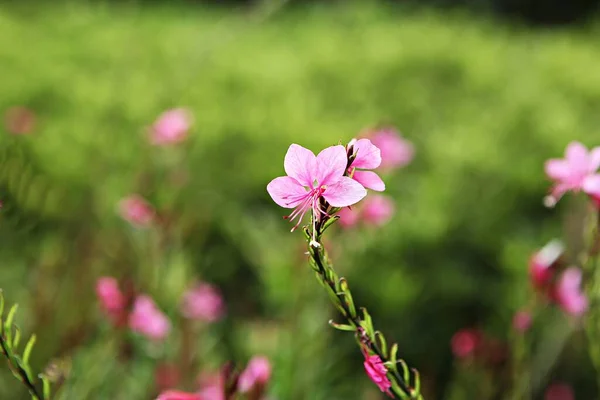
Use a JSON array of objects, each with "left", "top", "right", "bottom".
[
  {"left": 96, "top": 277, "right": 126, "bottom": 324},
  {"left": 348, "top": 138, "right": 385, "bottom": 191},
  {"left": 197, "top": 372, "right": 225, "bottom": 400},
  {"left": 4, "top": 106, "right": 36, "bottom": 135},
  {"left": 181, "top": 283, "right": 225, "bottom": 322},
  {"left": 129, "top": 295, "right": 171, "bottom": 340},
  {"left": 150, "top": 108, "right": 192, "bottom": 146},
  {"left": 267, "top": 144, "right": 366, "bottom": 231},
  {"left": 512, "top": 310, "right": 532, "bottom": 333},
  {"left": 238, "top": 356, "right": 272, "bottom": 393},
  {"left": 544, "top": 383, "right": 575, "bottom": 400},
  {"left": 156, "top": 390, "right": 202, "bottom": 400},
  {"left": 583, "top": 175, "right": 600, "bottom": 207},
  {"left": 155, "top": 363, "right": 181, "bottom": 392},
  {"left": 529, "top": 240, "right": 564, "bottom": 290},
  {"left": 118, "top": 195, "right": 155, "bottom": 227},
  {"left": 337, "top": 206, "right": 360, "bottom": 228},
  {"left": 363, "top": 353, "right": 392, "bottom": 396},
  {"left": 362, "top": 195, "right": 395, "bottom": 226},
  {"left": 544, "top": 141, "right": 600, "bottom": 206},
  {"left": 451, "top": 329, "right": 481, "bottom": 359},
  {"left": 369, "top": 129, "right": 414, "bottom": 170},
  {"left": 555, "top": 267, "right": 588, "bottom": 317}
]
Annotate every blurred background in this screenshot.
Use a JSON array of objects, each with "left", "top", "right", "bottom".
[{"left": 1, "top": 0, "right": 600, "bottom": 398}]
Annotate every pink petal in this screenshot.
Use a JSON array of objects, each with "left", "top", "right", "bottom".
[
  {"left": 315, "top": 145, "right": 348, "bottom": 186},
  {"left": 323, "top": 176, "right": 366, "bottom": 207},
  {"left": 267, "top": 176, "right": 308, "bottom": 208},
  {"left": 353, "top": 171, "right": 385, "bottom": 191},
  {"left": 565, "top": 141, "right": 589, "bottom": 172},
  {"left": 284, "top": 144, "right": 317, "bottom": 187},
  {"left": 352, "top": 139, "right": 382, "bottom": 169},
  {"left": 590, "top": 147, "right": 600, "bottom": 172},
  {"left": 583, "top": 174, "right": 600, "bottom": 196},
  {"left": 544, "top": 159, "right": 570, "bottom": 180}
]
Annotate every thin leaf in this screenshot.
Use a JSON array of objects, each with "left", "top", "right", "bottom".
[
  {"left": 4, "top": 304, "right": 18, "bottom": 345},
  {"left": 41, "top": 375, "right": 51, "bottom": 399},
  {"left": 23, "top": 335, "right": 36, "bottom": 366},
  {"left": 12, "top": 326, "right": 21, "bottom": 349},
  {"left": 328, "top": 320, "right": 355, "bottom": 332},
  {"left": 374, "top": 331, "right": 388, "bottom": 358}
]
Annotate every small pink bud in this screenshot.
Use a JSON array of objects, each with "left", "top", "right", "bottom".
[
  {"left": 238, "top": 356, "right": 272, "bottom": 393},
  {"left": 150, "top": 108, "right": 192, "bottom": 146},
  {"left": 544, "top": 383, "right": 575, "bottom": 400},
  {"left": 362, "top": 194, "right": 395, "bottom": 226},
  {"left": 529, "top": 240, "right": 564, "bottom": 290},
  {"left": 369, "top": 128, "right": 414, "bottom": 170},
  {"left": 512, "top": 310, "right": 532, "bottom": 333},
  {"left": 555, "top": 267, "right": 588, "bottom": 317},
  {"left": 118, "top": 195, "right": 155, "bottom": 227},
  {"left": 363, "top": 353, "right": 392, "bottom": 396},
  {"left": 156, "top": 390, "right": 202, "bottom": 400},
  {"left": 96, "top": 277, "right": 126, "bottom": 325},
  {"left": 451, "top": 329, "right": 481, "bottom": 359},
  {"left": 4, "top": 106, "right": 36, "bottom": 135},
  {"left": 180, "top": 283, "right": 225, "bottom": 322},
  {"left": 129, "top": 295, "right": 171, "bottom": 341}
]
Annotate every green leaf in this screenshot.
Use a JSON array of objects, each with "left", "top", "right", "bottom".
[
  {"left": 12, "top": 326, "right": 21, "bottom": 349},
  {"left": 360, "top": 308, "right": 374, "bottom": 339},
  {"left": 398, "top": 359, "right": 410, "bottom": 384},
  {"left": 41, "top": 375, "right": 51, "bottom": 399},
  {"left": 321, "top": 215, "right": 339, "bottom": 233},
  {"left": 389, "top": 343, "right": 399, "bottom": 373},
  {"left": 411, "top": 368, "right": 421, "bottom": 397},
  {"left": 328, "top": 320, "right": 355, "bottom": 332},
  {"left": 374, "top": 331, "right": 388, "bottom": 358},
  {"left": 0, "top": 290, "right": 4, "bottom": 319},
  {"left": 23, "top": 335, "right": 36, "bottom": 366},
  {"left": 339, "top": 278, "right": 357, "bottom": 318},
  {"left": 4, "top": 304, "right": 19, "bottom": 345}
]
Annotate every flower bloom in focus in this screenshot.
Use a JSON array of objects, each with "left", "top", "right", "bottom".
[
  {"left": 555, "top": 267, "right": 588, "bottom": 316},
  {"left": 156, "top": 390, "right": 202, "bottom": 400},
  {"left": 512, "top": 310, "right": 532, "bottom": 333},
  {"left": 348, "top": 138, "right": 385, "bottom": 191},
  {"left": 266, "top": 144, "right": 366, "bottom": 231},
  {"left": 4, "top": 106, "right": 36, "bottom": 135},
  {"left": 129, "top": 295, "right": 171, "bottom": 340},
  {"left": 544, "top": 141, "right": 600, "bottom": 206},
  {"left": 544, "top": 383, "right": 575, "bottom": 400},
  {"left": 451, "top": 329, "right": 481, "bottom": 359},
  {"left": 150, "top": 108, "right": 192, "bottom": 146},
  {"left": 238, "top": 356, "right": 272, "bottom": 393},
  {"left": 363, "top": 353, "right": 392, "bottom": 396},
  {"left": 529, "top": 240, "right": 564, "bottom": 290},
  {"left": 368, "top": 128, "right": 414, "bottom": 170},
  {"left": 181, "top": 283, "right": 225, "bottom": 322},
  {"left": 96, "top": 277, "right": 126, "bottom": 325},
  {"left": 118, "top": 195, "right": 155, "bottom": 227}
]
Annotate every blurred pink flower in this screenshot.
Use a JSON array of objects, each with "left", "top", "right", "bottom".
[
  {"left": 362, "top": 195, "right": 395, "bottom": 226},
  {"left": 451, "top": 329, "right": 481, "bottom": 359},
  {"left": 544, "top": 141, "right": 600, "bottom": 206},
  {"left": 150, "top": 108, "right": 192, "bottom": 146},
  {"left": 337, "top": 206, "right": 360, "bottom": 228},
  {"left": 155, "top": 363, "right": 181, "bottom": 392},
  {"left": 348, "top": 138, "right": 385, "bottom": 191},
  {"left": 555, "top": 267, "right": 588, "bottom": 317},
  {"left": 156, "top": 390, "right": 202, "bottom": 400},
  {"left": 369, "top": 129, "right": 414, "bottom": 170},
  {"left": 544, "top": 383, "right": 575, "bottom": 400},
  {"left": 96, "top": 277, "right": 126, "bottom": 325},
  {"left": 118, "top": 195, "right": 155, "bottom": 227},
  {"left": 4, "top": 106, "right": 36, "bottom": 135},
  {"left": 267, "top": 144, "right": 366, "bottom": 231},
  {"left": 181, "top": 283, "right": 225, "bottom": 322},
  {"left": 129, "top": 295, "right": 171, "bottom": 340},
  {"left": 197, "top": 371, "right": 225, "bottom": 400},
  {"left": 363, "top": 353, "right": 392, "bottom": 396},
  {"left": 198, "top": 385, "right": 223, "bottom": 400},
  {"left": 238, "top": 356, "right": 272, "bottom": 393},
  {"left": 529, "top": 240, "right": 564, "bottom": 290},
  {"left": 512, "top": 310, "right": 532, "bottom": 333}
]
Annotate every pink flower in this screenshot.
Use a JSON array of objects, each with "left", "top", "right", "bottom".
[
  {"left": 369, "top": 129, "right": 414, "bottom": 170},
  {"left": 197, "top": 372, "right": 224, "bottom": 400},
  {"left": 512, "top": 310, "right": 532, "bottom": 333},
  {"left": 156, "top": 390, "right": 202, "bottom": 400},
  {"left": 337, "top": 206, "right": 360, "bottom": 228},
  {"left": 150, "top": 108, "right": 192, "bottom": 146},
  {"left": 555, "top": 267, "right": 588, "bottom": 316},
  {"left": 451, "top": 329, "right": 481, "bottom": 359},
  {"left": 363, "top": 353, "right": 392, "bottom": 396},
  {"left": 198, "top": 385, "right": 223, "bottom": 400},
  {"left": 267, "top": 144, "right": 367, "bottom": 231},
  {"left": 4, "top": 106, "right": 36, "bottom": 135},
  {"left": 129, "top": 295, "right": 171, "bottom": 340},
  {"left": 96, "top": 277, "right": 126, "bottom": 325},
  {"left": 238, "top": 356, "right": 271, "bottom": 393},
  {"left": 544, "top": 383, "right": 575, "bottom": 400},
  {"left": 544, "top": 141, "right": 600, "bottom": 206},
  {"left": 155, "top": 363, "right": 181, "bottom": 392},
  {"left": 529, "top": 240, "right": 564, "bottom": 290},
  {"left": 362, "top": 195, "right": 395, "bottom": 226},
  {"left": 180, "top": 283, "right": 225, "bottom": 322},
  {"left": 348, "top": 138, "right": 385, "bottom": 191},
  {"left": 118, "top": 195, "right": 155, "bottom": 227}
]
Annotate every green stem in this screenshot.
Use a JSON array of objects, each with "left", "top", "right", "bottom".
[{"left": 0, "top": 333, "right": 43, "bottom": 399}]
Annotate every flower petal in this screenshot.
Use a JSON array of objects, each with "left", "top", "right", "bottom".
[
  {"left": 353, "top": 170, "right": 385, "bottom": 191},
  {"left": 590, "top": 147, "right": 600, "bottom": 172},
  {"left": 544, "top": 159, "right": 570, "bottom": 180},
  {"left": 267, "top": 176, "right": 307, "bottom": 208},
  {"left": 352, "top": 138, "right": 382, "bottom": 169},
  {"left": 565, "top": 141, "right": 589, "bottom": 172},
  {"left": 583, "top": 174, "right": 600, "bottom": 196},
  {"left": 284, "top": 144, "right": 316, "bottom": 187},
  {"left": 315, "top": 145, "right": 348, "bottom": 186},
  {"left": 323, "top": 176, "right": 366, "bottom": 207}
]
